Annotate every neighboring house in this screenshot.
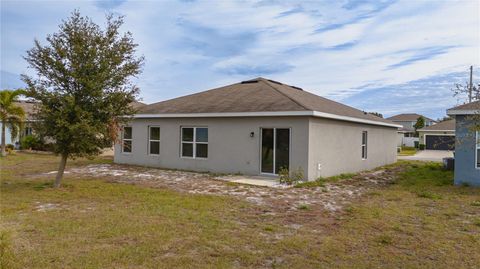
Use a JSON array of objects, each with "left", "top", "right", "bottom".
[
  {"left": 418, "top": 119, "right": 455, "bottom": 150},
  {"left": 447, "top": 101, "right": 480, "bottom": 186},
  {"left": 387, "top": 113, "right": 436, "bottom": 136},
  {"left": 0, "top": 100, "right": 145, "bottom": 148},
  {"left": 0, "top": 100, "right": 36, "bottom": 146},
  {"left": 114, "top": 78, "right": 401, "bottom": 181},
  {"left": 387, "top": 113, "right": 436, "bottom": 147}
]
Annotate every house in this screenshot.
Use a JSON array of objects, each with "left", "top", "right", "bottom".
[
  {"left": 447, "top": 101, "right": 480, "bottom": 186},
  {"left": 418, "top": 119, "right": 455, "bottom": 150},
  {"left": 0, "top": 100, "right": 36, "bottom": 147},
  {"left": 387, "top": 113, "right": 436, "bottom": 147},
  {"left": 0, "top": 100, "right": 146, "bottom": 148},
  {"left": 114, "top": 78, "right": 400, "bottom": 181},
  {"left": 387, "top": 113, "right": 436, "bottom": 136}
]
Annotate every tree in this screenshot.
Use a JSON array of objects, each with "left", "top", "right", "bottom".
[
  {"left": 452, "top": 82, "right": 480, "bottom": 103},
  {"left": 0, "top": 89, "right": 26, "bottom": 156},
  {"left": 367, "top": 112, "right": 383, "bottom": 118},
  {"left": 436, "top": 115, "right": 452, "bottom": 122},
  {"left": 413, "top": 116, "right": 425, "bottom": 136},
  {"left": 22, "top": 10, "right": 144, "bottom": 187}
]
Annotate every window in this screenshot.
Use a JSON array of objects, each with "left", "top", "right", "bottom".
[
  {"left": 181, "top": 127, "right": 208, "bottom": 158},
  {"left": 361, "top": 131, "right": 368, "bottom": 160},
  {"left": 149, "top": 126, "right": 160, "bottom": 155},
  {"left": 122, "top": 126, "right": 132, "bottom": 153},
  {"left": 24, "top": 127, "right": 33, "bottom": 136},
  {"left": 476, "top": 131, "right": 480, "bottom": 169}
]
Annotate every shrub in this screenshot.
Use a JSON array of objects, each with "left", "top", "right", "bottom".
[
  {"left": 297, "top": 204, "right": 310, "bottom": 210},
  {"left": 279, "top": 167, "right": 305, "bottom": 185},
  {"left": 419, "top": 144, "right": 425, "bottom": 150},
  {"left": 20, "top": 135, "right": 40, "bottom": 150},
  {"left": 6, "top": 144, "right": 14, "bottom": 150}
]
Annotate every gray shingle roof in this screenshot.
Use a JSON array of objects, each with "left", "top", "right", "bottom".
[
  {"left": 14, "top": 100, "right": 37, "bottom": 121},
  {"left": 139, "top": 78, "right": 395, "bottom": 125},
  {"left": 386, "top": 113, "right": 435, "bottom": 122},
  {"left": 418, "top": 119, "right": 455, "bottom": 131},
  {"left": 448, "top": 100, "right": 480, "bottom": 111}
]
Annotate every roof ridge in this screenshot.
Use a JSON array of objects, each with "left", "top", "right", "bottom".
[{"left": 260, "top": 79, "right": 310, "bottom": 111}]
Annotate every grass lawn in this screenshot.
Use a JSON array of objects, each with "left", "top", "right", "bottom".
[
  {"left": 398, "top": 146, "right": 417, "bottom": 156},
  {"left": 1, "top": 153, "right": 480, "bottom": 268}
]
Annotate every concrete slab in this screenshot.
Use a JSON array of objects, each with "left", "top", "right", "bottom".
[
  {"left": 215, "top": 175, "right": 283, "bottom": 188},
  {"left": 398, "top": 150, "right": 454, "bottom": 162}
]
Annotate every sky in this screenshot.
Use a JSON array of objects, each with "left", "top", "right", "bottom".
[{"left": 1, "top": 0, "right": 479, "bottom": 119}]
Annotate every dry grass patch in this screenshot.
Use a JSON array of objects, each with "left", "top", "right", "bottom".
[{"left": 1, "top": 153, "right": 479, "bottom": 268}]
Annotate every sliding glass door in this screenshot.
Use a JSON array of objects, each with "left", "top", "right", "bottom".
[{"left": 261, "top": 128, "right": 290, "bottom": 174}]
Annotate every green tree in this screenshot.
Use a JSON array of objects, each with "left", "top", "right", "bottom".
[
  {"left": 22, "top": 10, "right": 144, "bottom": 187},
  {"left": 413, "top": 116, "right": 425, "bottom": 136},
  {"left": 0, "top": 89, "right": 26, "bottom": 156}
]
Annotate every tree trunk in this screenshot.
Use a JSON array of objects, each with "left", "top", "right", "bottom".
[
  {"left": 54, "top": 153, "right": 68, "bottom": 188},
  {"left": 1, "top": 120, "right": 6, "bottom": 157}
]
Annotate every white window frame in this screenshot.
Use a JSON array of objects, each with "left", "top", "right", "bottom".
[
  {"left": 180, "top": 127, "right": 208, "bottom": 159},
  {"left": 122, "top": 126, "right": 132, "bottom": 154},
  {"left": 476, "top": 131, "right": 480, "bottom": 169},
  {"left": 361, "top": 131, "right": 368, "bottom": 160},
  {"left": 148, "top": 126, "right": 160, "bottom": 155}
]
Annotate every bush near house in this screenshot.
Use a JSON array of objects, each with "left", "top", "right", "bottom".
[{"left": 20, "top": 135, "right": 53, "bottom": 151}]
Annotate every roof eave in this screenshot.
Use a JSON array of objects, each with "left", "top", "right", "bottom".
[
  {"left": 133, "top": 111, "right": 401, "bottom": 128},
  {"left": 447, "top": 109, "right": 480, "bottom": 115},
  {"left": 418, "top": 129, "right": 455, "bottom": 132}
]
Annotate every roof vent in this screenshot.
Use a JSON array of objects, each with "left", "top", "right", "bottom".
[
  {"left": 267, "top": 79, "right": 283, "bottom": 85},
  {"left": 241, "top": 79, "right": 259, "bottom": 84},
  {"left": 291, "top": 86, "right": 303, "bottom": 91}
]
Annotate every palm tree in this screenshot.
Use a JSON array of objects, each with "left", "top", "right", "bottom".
[{"left": 0, "top": 89, "right": 26, "bottom": 156}]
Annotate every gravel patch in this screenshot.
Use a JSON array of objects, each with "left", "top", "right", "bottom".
[{"left": 49, "top": 163, "right": 402, "bottom": 215}]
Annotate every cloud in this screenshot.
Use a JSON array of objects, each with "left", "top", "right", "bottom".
[
  {"left": 217, "top": 63, "right": 294, "bottom": 76},
  {"left": 326, "top": 41, "right": 358, "bottom": 50},
  {"left": 94, "top": 0, "right": 126, "bottom": 10},
  {"left": 0, "top": 70, "right": 25, "bottom": 89},
  {"left": 385, "top": 46, "right": 459, "bottom": 70},
  {"left": 174, "top": 19, "right": 258, "bottom": 58},
  {"left": 339, "top": 70, "right": 479, "bottom": 119},
  {"left": 0, "top": 0, "right": 478, "bottom": 114}
]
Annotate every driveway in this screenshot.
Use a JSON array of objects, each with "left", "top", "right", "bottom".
[{"left": 398, "top": 150, "right": 453, "bottom": 162}]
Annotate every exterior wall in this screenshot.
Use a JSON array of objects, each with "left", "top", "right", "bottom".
[
  {"left": 393, "top": 121, "right": 415, "bottom": 131},
  {"left": 397, "top": 132, "right": 404, "bottom": 147},
  {"left": 114, "top": 117, "right": 310, "bottom": 177},
  {"left": 401, "top": 137, "right": 419, "bottom": 147},
  {"left": 419, "top": 131, "right": 455, "bottom": 145},
  {"left": 0, "top": 123, "right": 15, "bottom": 145},
  {"left": 307, "top": 118, "right": 397, "bottom": 180},
  {"left": 393, "top": 120, "right": 435, "bottom": 132},
  {"left": 453, "top": 115, "right": 480, "bottom": 186}
]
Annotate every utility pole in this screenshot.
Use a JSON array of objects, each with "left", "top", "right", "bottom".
[{"left": 469, "top": 65, "right": 473, "bottom": 103}]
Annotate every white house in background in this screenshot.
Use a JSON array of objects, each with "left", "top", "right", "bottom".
[
  {"left": 0, "top": 100, "right": 36, "bottom": 147},
  {"left": 387, "top": 113, "right": 436, "bottom": 147},
  {"left": 114, "top": 78, "right": 401, "bottom": 181}
]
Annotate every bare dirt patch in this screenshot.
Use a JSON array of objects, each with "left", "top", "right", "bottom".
[{"left": 44, "top": 163, "right": 406, "bottom": 223}]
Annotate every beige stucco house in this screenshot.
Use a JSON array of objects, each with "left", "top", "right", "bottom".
[{"left": 114, "top": 78, "right": 400, "bottom": 181}]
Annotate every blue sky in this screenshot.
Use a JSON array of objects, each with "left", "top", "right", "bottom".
[{"left": 1, "top": 0, "right": 479, "bottom": 119}]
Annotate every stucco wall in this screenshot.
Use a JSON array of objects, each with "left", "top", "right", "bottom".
[
  {"left": 307, "top": 118, "right": 397, "bottom": 179},
  {"left": 114, "top": 116, "right": 398, "bottom": 181},
  {"left": 453, "top": 115, "right": 480, "bottom": 186},
  {"left": 114, "top": 117, "right": 310, "bottom": 177}
]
